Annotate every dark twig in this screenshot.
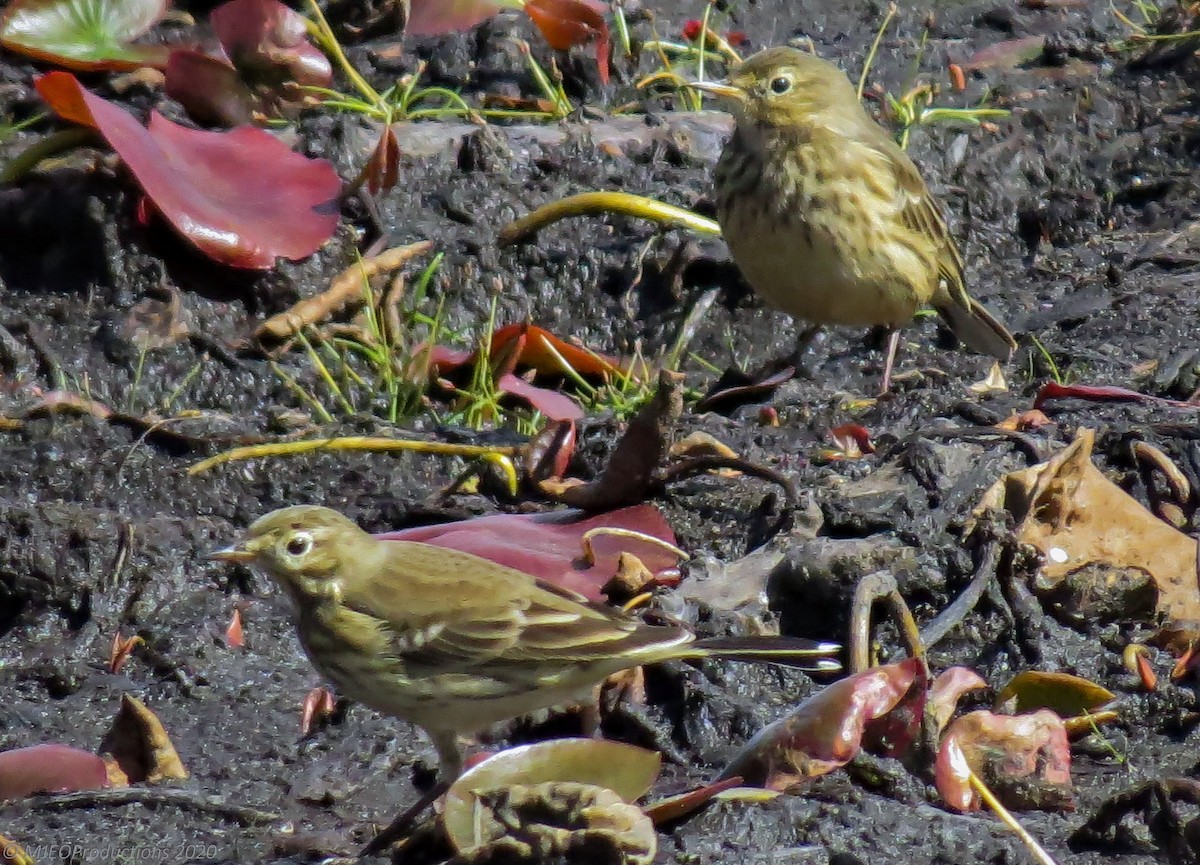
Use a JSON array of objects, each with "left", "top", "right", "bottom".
[
  {"left": 658, "top": 455, "right": 798, "bottom": 509},
  {"left": 23, "top": 787, "right": 279, "bottom": 827},
  {"left": 919, "top": 540, "right": 1001, "bottom": 651},
  {"left": 918, "top": 425, "right": 1046, "bottom": 465}
]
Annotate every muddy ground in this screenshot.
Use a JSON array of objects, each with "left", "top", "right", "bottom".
[{"left": 2, "top": 0, "right": 1200, "bottom": 862}]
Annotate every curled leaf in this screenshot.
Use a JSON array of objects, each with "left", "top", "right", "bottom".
[
  {"left": 0, "top": 0, "right": 169, "bottom": 71},
  {"left": 719, "top": 657, "right": 923, "bottom": 790},
  {"left": 937, "top": 709, "right": 1072, "bottom": 812},
  {"left": 444, "top": 738, "right": 661, "bottom": 854}
]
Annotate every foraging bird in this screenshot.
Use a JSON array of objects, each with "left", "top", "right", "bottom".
[
  {"left": 691, "top": 47, "right": 1015, "bottom": 392},
  {"left": 213, "top": 505, "right": 840, "bottom": 849}
]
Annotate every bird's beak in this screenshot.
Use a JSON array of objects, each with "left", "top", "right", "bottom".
[
  {"left": 688, "top": 80, "right": 746, "bottom": 102},
  {"left": 209, "top": 545, "right": 255, "bottom": 565}
]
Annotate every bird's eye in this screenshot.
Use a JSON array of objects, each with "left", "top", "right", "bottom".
[
  {"left": 284, "top": 532, "right": 313, "bottom": 558},
  {"left": 769, "top": 75, "right": 792, "bottom": 95}
]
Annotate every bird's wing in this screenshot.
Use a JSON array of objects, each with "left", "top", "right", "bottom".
[
  {"left": 340, "top": 542, "right": 686, "bottom": 674},
  {"left": 862, "top": 130, "right": 972, "bottom": 307}
]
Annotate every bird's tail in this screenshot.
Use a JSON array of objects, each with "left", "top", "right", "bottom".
[
  {"left": 691, "top": 636, "right": 842, "bottom": 672},
  {"left": 935, "top": 293, "right": 1016, "bottom": 362}
]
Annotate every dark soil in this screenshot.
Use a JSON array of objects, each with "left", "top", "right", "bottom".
[{"left": 3, "top": 0, "right": 1200, "bottom": 863}]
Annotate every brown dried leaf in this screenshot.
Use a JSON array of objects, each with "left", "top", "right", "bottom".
[
  {"left": 99, "top": 694, "right": 188, "bottom": 783},
  {"left": 971, "top": 428, "right": 1200, "bottom": 622}
]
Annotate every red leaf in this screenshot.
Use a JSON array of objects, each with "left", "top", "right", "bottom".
[
  {"left": 497, "top": 372, "right": 582, "bottom": 421},
  {"left": 210, "top": 0, "right": 332, "bottom": 88},
  {"left": 718, "top": 658, "right": 923, "bottom": 790},
  {"left": 0, "top": 744, "right": 111, "bottom": 799},
  {"left": 35, "top": 72, "right": 341, "bottom": 269},
  {"left": 422, "top": 323, "right": 632, "bottom": 420},
  {"left": 364, "top": 126, "right": 400, "bottom": 195},
  {"left": 300, "top": 687, "right": 337, "bottom": 735},
  {"left": 861, "top": 660, "right": 929, "bottom": 758},
  {"left": 164, "top": 50, "right": 258, "bottom": 127},
  {"left": 1034, "top": 381, "right": 1200, "bottom": 411},
  {"left": 375, "top": 505, "right": 680, "bottom": 602},
  {"left": 928, "top": 666, "right": 989, "bottom": 734},
  {"left": 524, "top": 0, "right": 610, "bottom": 84},
  {"left": 0, "top": 0, "right": 170, "bottom": 71},
  {"left": 406, "top": 0, "right": 506, "bottom": 36}
]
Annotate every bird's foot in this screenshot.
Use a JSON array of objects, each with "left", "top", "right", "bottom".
[{"left": 358, "top": 781, "right": 447, "bottom": 858}]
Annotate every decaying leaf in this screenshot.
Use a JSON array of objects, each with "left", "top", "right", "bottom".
[
  {"left": 443, "top": 739, "right": 660, "bottom": 856},
  {"left": 543, "top": 370, "right": 683, "bottom": 509},
  {"left": 449, "top": 782, "right": 655, "bottom": 864},
  {"left": 970, "top": 428, "right": 1199, "bottom": 622},
  {"left": 937, "top": 709, "right": 1072, "bottom": 812},
  {"left": 928, "top": 666, "right": 989, "bottom": 734},
  {"left": 99, "top": 694, "right": 188, "bottom": 783},
  {"left": 718, "top": 658, "right": 923, "bottom": 791}
]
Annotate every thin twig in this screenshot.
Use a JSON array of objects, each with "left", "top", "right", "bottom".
[{"left": 24, "top": 787, "right": 279, "bottom": 827}]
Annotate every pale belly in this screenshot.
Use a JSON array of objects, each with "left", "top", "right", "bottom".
[
  {"left": 300, "top": 620, "right": 601, "bottom": 734},
  {"left": 722, "top": 203, "right": 925, "bottom": 329}
]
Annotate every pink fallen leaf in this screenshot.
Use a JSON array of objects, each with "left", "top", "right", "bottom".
[
  {"left": 225, "top": 607, "right": 245, "bottom": 648},
  {"left": 424, "top": 323, "right": 634, "bottom": 421},
  {"left": 35, "top": 71, "right": 341, "bottom": 269},
  {"left": 937, "top": 709, "right": 1072, "bottom": 812},
  {"left": 1034, "top": 381, "right": 1200, "bottom": 411},
  {"left": 167, "top": 0, "right": 331, "bottom": 126},
  {"left": 0, "top": 744, "right": 111, "bottom": 799},
  {"left": 406, "top": 0, "right": 508, "bottom": 36},
  {"left": 928, "top": 666, "right": 989, "bottom": 734},
  {"left": 164, "top": 50, "right": 258, "bottom": 127},
  {"left": 211, "top": 0, "right": 331, "bottom": 88},
  {"left": 861, "top": 659, "right": 929, "bottom": 758},
  {"left": 718, "top": 657, "right": 924, "bottom": 790},
  {"left": 964, "top": 36, "right": 1044, "bottom": 71},
  {"left": 375, "top": 505, "right": 680, "bottom": 601},
  {"left": 496, "top": 372, "right": 582, "bottom": 421}
]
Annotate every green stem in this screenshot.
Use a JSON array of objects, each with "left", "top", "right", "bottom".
[{"left": 0, "top": 128, "right": 96, "bottom": 184}]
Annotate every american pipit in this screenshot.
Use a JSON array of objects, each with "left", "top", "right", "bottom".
[
  {"left": 213, "top": 505, "right": 840, "bottom": 852},
  {"left": 692, "top": 47, "right": 1015, "bottom": 392}
]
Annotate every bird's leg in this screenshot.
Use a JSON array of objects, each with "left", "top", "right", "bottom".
[
  {"left": 581, "top": 690, "right": 603, "bottom": 738},
  {"left": 788, "top": 324, "right": 823, "bottom": 378},
  {"left": 358, "top": 730, "right": 462, "bottom": 857},
  {"left": 878, "top": 328, "right": 902, "bottom": 396}
]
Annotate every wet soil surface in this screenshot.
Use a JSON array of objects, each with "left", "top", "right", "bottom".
[{"left": 3, "top": 0, "right": 1200, "bottom": 862}]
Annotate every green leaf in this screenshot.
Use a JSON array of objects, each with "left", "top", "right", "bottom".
[{"left": 0, "top": 0, "right": 169, "bottom": 71}]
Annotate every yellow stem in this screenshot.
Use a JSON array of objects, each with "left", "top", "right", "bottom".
[
  {"left": 499, "top": 192, "right": 720, "bottom": 246},
  {"left": 189, "top": 437, "right": 519, "bottom": 493}
]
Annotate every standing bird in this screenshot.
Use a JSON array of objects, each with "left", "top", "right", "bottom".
[
  {"left": 212, "top": 505, "right": 840, "bottom": 853},
  {"left": 691, "top": 47, "right": 1015, "bottom": 393}
]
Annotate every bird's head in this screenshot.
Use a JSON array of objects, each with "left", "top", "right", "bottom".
[
  {"left": 690, "top": 46, "right": 858, "bottom": 130},
  {"left": 211, "top": 505, "right": 370, "bottom": 602}
]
